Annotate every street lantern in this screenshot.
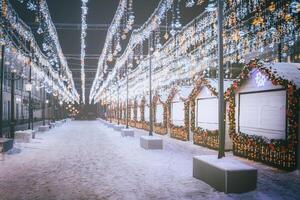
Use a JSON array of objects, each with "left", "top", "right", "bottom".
[
  {"left": 5, "top": 68, "right": 21, "bottom": 139},
  {"left": 25, "top": 83, "right": 32, "bottom": 92}
]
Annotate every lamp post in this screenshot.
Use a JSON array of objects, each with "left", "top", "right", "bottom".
[
  {"left": 25, "top": 62, "right": 33, "bottom": 130},
  {"left": 5, "top": 69, "right": 21, "bottom": 139},
  {"left": 126, "top": 62, "right": 129, "bottom": 129},
  {"left": 54, "top": 98, "right": 58, "bottom": 121},
  {"left": 45, "top": 99, "right": 49, "bottom": 124},
  {"left": 217, "top": 0, "right": 225, "bottom": 159},
  {"left": 51, "top": 95, "right": 55, "bottom": 122},
  {"left": 42, "top": 84, "right": 46, "bottom": 126},
  {"left": 148, "top": 35, "right": 153, "bottom": 136},
  {"left": 117, "top": 77, "right": 120, "bottom": 125},
  {"left": 59, "top": 100, "right": 63, "bottom": 119},
  {"left": 0, "top": 45, "right": 5, "bottom": 138},
  {"left": 109, "top": 88, "right": 112, "bottom": 123}
]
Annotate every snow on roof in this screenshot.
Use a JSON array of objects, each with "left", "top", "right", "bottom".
[
  {"left": 178, "top": 86, "right": 193, "bottom": 99},
  {"left": 158, "top": 88, "right": 172, "bottom": 102},
  {"left": 205, "top": 78, "right": 235, "bottom": 93},
  {"left": 262, "top": 62, "right": 300, "bottom": 89}
]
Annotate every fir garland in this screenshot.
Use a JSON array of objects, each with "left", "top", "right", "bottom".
[
  {"left": 225, "top": 59, "right": 299, "bottom": 170},
  {"left": 189, "top": 77, "right": 220, "bottom": 150}
]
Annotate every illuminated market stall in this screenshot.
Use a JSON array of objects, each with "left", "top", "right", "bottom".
[
  {"left": 225, "top": 60, "right": 300, "bottom": 170},
  {"left": 190, "top": 78, "right": 234, "bottom": 150}
]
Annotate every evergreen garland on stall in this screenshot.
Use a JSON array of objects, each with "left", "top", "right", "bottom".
[
  {"left": 225, "top": 59, "right": 299, "bottom": 170},
  {"left": 190, "top": 78, "right": 220, "bottom": 150},
  {"left": 168, "top": 88, "right": 190, "bottom": 141},
  {"left": 153, "top": 95, "right": 168, "bottom": 135}
]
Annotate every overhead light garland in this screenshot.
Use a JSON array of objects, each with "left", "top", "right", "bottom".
[
  {"left": 80, "top": 0, "right": 89, "bottom": 104},
  {"left": 6, "top": 0, "right": 80, "bottom": 102},
  {"left": 39, "top": 0, "right": 77, "bottom": 91},
  {"left": 93, "top": 0, "right": 299, "bottom": 105},
  {"left": 1, "top": 0, "right": 80, "bottom": 103},
  {"left": 89, "top": 0, "right": 134, "bottom": 104},
  {"left": 90, "top": 0, "right": 174, "bottom": 103}
]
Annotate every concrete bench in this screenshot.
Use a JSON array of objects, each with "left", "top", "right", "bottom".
[
  {"left": 0, "top": 138, "right": 14, "bottom": 153},
  {"left": 15, "top": 130, "right": 33, "bottom": 143},
  {"left": 38, "top": 125, "right": 50, "bottom": 132},
  {"left": 55, "top": 121, "right": 62, "bottom": 126},
  {"left": 140, "top": 136, "right": 163, "bottom": 150},
  {"left": 113, "top": 125, "right": 125, "bottom": 131},
  {"left": 106, "top": 123, "right": 115, "bottom": 128},
  {"left": 50, "top": 123, "right": 56, "bottom": 129},
  {"left": 193, "top": 155, "right": 257, "bottom": 193},
  {"left": 121, "top": 129, "right": 134, "bottom": 137}
]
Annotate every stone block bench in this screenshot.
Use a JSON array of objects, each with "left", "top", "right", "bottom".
[
  {"left": 121, "top": 129, "right": 134, "bottom": 137},
  {"left": 50, "top": 122, "right": 56, "bottom": 129},
  {"left": 38, "top": 125, "right": 50, "bottom": 132},
  {"left": 0, "top": 138, "right": 14, "bottom": 152},
  {"left": 55, "top": 121, "right": 62, "bottom": 126},
  {"left": 106, "top": 122, "right": 115, "bottom": 128},
  {"left": 113, "top": 125, "right": 125, "bottom": 131},
  {"left": 140, "top": 136, "right": 163, "bottom": 150},
  {"left": 15, "top": 130, "right": 36, "bottom": 143},
  {"left": 193, "top": 155, "right": 257, "bottom": 193}
]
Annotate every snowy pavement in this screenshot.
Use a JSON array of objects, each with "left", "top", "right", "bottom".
[{"left": 0, "top": 121, "right": 299, "bottom": 200}]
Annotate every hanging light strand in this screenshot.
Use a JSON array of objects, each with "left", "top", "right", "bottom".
[
  {"left": 90, "top": 0, "right": 175, "bottom": 103},
  {"left": 89, "top": 0, "right": 130, "bottom": 104},
  {"left": 80, "top": 0, "right": 89, "bottom": 104}
]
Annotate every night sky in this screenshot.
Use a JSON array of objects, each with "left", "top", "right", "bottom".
[{"left": 10, "top": 0, "right": 203, "bottom": 100}]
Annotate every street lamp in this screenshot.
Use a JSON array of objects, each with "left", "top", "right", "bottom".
[
  {"left": 117, "top": 78, "right": 120, "bottom": 125},
  {"left": 25, "top": 52, "right": 34, "bottom": 130},
  {"left": 5, "top": 68, "right": 21, "bottom": 139},
  {"left": 25, "top": 83, "right": 32, "bottom": 92},
  {"left": 59, "top": 100, "right": 63, "bottom": 119},
  {"left": 109, "top": 88, "right": 112, "bottom": 123},
  {"left": 148, "top": 35, "right": 153, "bottom": 136},
  {"left": 125, "top": 62, "right": 129, "bottom": 129},
  {"left": 217, "top": 0, "right": 225, "bottom": 159},
  {"left": 41, "top": 84, "right": 46, "bottom": 126},
  {"left": 0, "top": 45, "right": 5, "bottom": 138}
]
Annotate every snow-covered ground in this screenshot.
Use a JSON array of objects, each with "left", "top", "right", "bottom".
[{"left": 0, "top": 120, "right": 299, "bottom": 200}]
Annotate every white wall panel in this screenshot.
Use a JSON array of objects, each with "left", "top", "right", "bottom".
[
  {"left": 196, "top": 98, "right": 218, "bottom": 130},
  {"left": 171, "top": 101, "right": 184, "bottom": 126},
  {"left": 239, "top": 90, "right": 286, "bottom": 139},
  {"left": 156, "top": 104, "right": 164, "bottom": 123}
]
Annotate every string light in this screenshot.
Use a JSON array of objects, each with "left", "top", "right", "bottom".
[
  {"left": 93, "top": 0, "right": 299, "bottom": 105},
  {"left": 89, "top": 0, "right": 130, "bottom": 104},
  {"left": 1, "top": 0, "right": 79, "bottom": 103},
  {"left": 80, "top": 0, "right": 89, "bottom": 104},
  {"left": 90, "top": 0, "right": 174, "bottom": 103}
]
